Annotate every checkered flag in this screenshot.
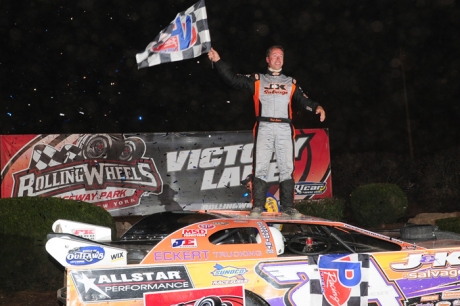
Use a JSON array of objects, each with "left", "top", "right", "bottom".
[
  {"left": 136, "top": 0, "right": 211, "bottom": 68},
  {"left": 30, "top": 144, "right": 82, "bottom": 170},
  {"left": 309, "top": 254, "right": 369, "bottom": 306}
]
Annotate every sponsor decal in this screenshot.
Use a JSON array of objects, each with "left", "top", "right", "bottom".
[
  {"left": 378, "top": 250, "right": 460, "bottom": 300},
  {"left": 111, "top": 252, "right": 125, "bottom": 262},
  {"left": 389, "top": 251, "right": 460, "bottom": 298},
  {"left": 144, "top": 285, "right": 244, "bottom": 306},
  {"left": 211, "top": 264, "right": 249, "bottom": 285},
  {"left": 70, "top": 265, "right": 193, "bottom": 302},
  {"left": 200, "top": 203, "right": 252, "bottom": 210},
  {"left": 213, "top": 222, "right": 229, "bottom": 226},
  {"left": 257, "top": 222, "right": 274, "bottom": 254},
  {"left": 295, "top": 182, "right": 327, "bottom": 195},
  {"left": 171, "top": 238, "right": 197, "bottom": 248},
  {"left": 72, "top": 229, "right": 95, "bottom": 240},
  {"left": 182, "top": 229, "right": 207, "bottom": 237},
  {"left": 212, "top": 250, "right": 262, "bottom": 258},
  {"left": 66, "top": 246, "right": 105, "bottom": 266},
  {"left": 420, "top": 295, "right": 440, "bottom": 302},
  {"left": 263, "top": 83, "right": 289, "bottom": 95},
  {"left": 153, "top": 250, "right": 209, "bottom": 262},
  {"left": 343, "top": 223, "right": 407, "bottom": 244},
  {"left": 443, "top": 291, "right": 460, "bottom": 299},
  {"left": 198, "top": 224, "right": 215, "bottom": 230},
  {"left": 392, "top": 252, "right": 460, "bottom": 270},
  {"left": 318, "top": 254, "right": 362, "bottom": 306}
]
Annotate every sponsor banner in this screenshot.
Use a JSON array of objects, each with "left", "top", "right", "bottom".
[
  {"left": 70, "top": 265, "right": 193, "bottom": 303},
  {"left": 0, "top": 130, "right": 331, "bottom": 216},
  {"left": 144, "top": 285, "right": 244, "bottom": 306}
]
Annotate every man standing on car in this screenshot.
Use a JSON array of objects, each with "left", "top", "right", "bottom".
[{"left": 208, "top": 46, "right": 326, "bottom": 219}]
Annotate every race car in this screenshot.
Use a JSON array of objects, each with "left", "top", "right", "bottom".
[{"left": 46, "top": 210, "right": 460, "bottom": 306}]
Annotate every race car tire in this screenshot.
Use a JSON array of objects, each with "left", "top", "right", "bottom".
[
  {"left": 197, "top": 296, "right": 222, "bottom": 306},
  {"left": 245, "top": 290, "right": 270, "bottom": 306},
  {"left": 80, "top": 134, "right": 111, "bottom": 159},
  {"left": 119, "top": 137, "right": 146, "bottom": 161},
  {"left": 287, "top": 235, "right": 331, "bottom": 255},
  {"left": 400, "top": 224, "right": 437, "bottom": 241}
]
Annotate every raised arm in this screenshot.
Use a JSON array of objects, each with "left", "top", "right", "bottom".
[{"left": 208, "top": 48, "right": 255, "bottom": 92}]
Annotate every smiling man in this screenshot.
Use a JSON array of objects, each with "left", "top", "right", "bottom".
[{"left": 208, "top": 46, "right": 325, "bottom": 219}]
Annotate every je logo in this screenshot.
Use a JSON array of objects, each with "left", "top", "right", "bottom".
[
  {"left": 171, "top": 238, "right": 197, "bottom": 248},
  {"left": 318, "top": 254, "right": 362, "bottom": 306},
  {"left": 153, "top": 14, "right": 197, "bottom": 53}
]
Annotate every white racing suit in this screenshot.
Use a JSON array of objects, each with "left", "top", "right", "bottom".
[{"left": 215, "top": 59, "right": 320, "bottom": 209}]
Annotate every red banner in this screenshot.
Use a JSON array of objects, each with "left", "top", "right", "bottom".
[{"left": 0, "top": 130, "right": 331, "bottom": 216}]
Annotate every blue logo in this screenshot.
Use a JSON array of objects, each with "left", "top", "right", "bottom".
[
  {"left": 66, "top": 246, "right": 105, "bottom": 265},
  {"left": 152, "top": 15, "right": 198, "bottom": 53},
  {"left": 171, "top": 15, "right": 195, "bottom": 50}
]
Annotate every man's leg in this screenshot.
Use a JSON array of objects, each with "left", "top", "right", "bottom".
[
  {"left": 279, "top": 178, "right": 295, "bottom": 208},
  {"left": 250, "top": 177, "right": 268, "bottom": 217},
  {"left": 251, "top": 122, "right": 273, "bottom": 216},
  {"left": 279, "top": 179, "right": 302, "bottom": 219},
  {"left": 275, "top": 124, "right": 302, "bottom": 219}
]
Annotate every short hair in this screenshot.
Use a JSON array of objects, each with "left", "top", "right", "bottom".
[{"left": 266, "top": 45, "right": 284, "bottom": 57}]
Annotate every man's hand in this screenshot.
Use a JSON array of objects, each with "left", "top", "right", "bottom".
[
  {"left": 316, "top": 106, "right": 326, "bottom": 122},
  {"left": 208, "top": 48, "right": 220, "bottom": 63}
]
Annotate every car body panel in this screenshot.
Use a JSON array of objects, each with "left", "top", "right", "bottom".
[{"left": 57, "top": 211, "right": 460, "bottom": 306}]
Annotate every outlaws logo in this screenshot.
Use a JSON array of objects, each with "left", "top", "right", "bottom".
[
  {"left": 10, "top": 134, "right": 163, "bottom": 210},
  {"left": 66, "top": 246, "right": 105, "bottom": 266}
]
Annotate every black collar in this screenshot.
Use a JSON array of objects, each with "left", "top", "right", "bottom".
[{"left": 266, "top": 69, "right": 282, "bottom": 76}]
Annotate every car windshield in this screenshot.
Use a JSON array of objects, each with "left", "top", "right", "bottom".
[{"left": 276, "top": 223, "right": 402, "bottom": 255}]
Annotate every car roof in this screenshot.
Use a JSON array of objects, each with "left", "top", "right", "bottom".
[{"left": 201, "top": 209, "right": 334, "bottom": 224}]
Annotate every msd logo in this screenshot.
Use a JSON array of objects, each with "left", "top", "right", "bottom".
[
  {"left": 318, "top": 254, "right": 362, "bottom": 306},
  {"left": 182, "top": 229, "right": 207, "bottom": 237}
]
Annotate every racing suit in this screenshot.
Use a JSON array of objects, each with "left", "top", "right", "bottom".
[{"left": 214, "top": 59, "right": 321, "bottom": 209}]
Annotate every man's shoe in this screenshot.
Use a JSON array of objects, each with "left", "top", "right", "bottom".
[
  {"left": 283, "top": 207, "right": 303, "bottom": 219},
  {"left": 249, "top": 207, "right": 263, "bottom": 217}
]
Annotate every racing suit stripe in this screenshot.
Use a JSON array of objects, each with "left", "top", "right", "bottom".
[
  {"left": 289, "top": 83, "right": 296, "bottom": 120},
  {"left": 253, "top": 79, "right": 261, "bottom": 117},
  {"left": 289, "top": 123, "right": 296, "bottom": 179}
]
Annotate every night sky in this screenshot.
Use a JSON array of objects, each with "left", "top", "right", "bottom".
[{"left": 2, "top": 0, "right": 459, "bottom": 157}]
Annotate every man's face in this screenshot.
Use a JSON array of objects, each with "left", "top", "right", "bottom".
[{"left": 266, "top": 48, "right": 284, "bottom": 70}]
